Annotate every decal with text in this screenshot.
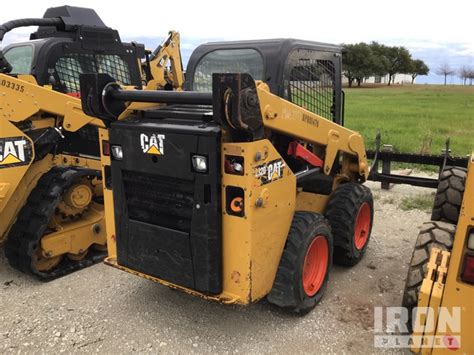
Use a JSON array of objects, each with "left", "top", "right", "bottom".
[
  {"left": 140, "top": 133, "right": 165, "bottom": 155},
  {"left": 0, "top": 137, "right": 32, "bottom": 168},
  {"left": 254, "top": 159, "right": 285, "bottom": 185}
]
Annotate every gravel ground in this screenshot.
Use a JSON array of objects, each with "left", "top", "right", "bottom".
[{"left": 0, "top": 179, "right": 435, "bottom": 354}]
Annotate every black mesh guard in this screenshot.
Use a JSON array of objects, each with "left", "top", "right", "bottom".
[
  {"left": 288, "top": 59, "right": 336, "bottom": 121},
  {"left": 55, "top": 53, "right": 132, "bottom": 93}
]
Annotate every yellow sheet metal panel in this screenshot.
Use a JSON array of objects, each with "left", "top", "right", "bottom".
[
  {"left": 295, "top": 191, "right": 329, "bottom": 214},
  {"left": 98, "top": 128, "right": 118, "bottom": 259},
  {"left": 433, "top": 154, "right": 474, "bottom": 354},
  {"left": 221, "top": 140, "right": 296, "bottom": 303},
  {"left": 412, "top": 248, "right": 441, "bottom": 353}
]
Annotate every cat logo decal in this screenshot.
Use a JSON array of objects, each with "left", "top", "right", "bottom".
[
  {"left": 0, "top": 137, "right": 32, "bottom": 168},
  {"left": 140, "top": 133, "right": 165, "bottom": 155}
]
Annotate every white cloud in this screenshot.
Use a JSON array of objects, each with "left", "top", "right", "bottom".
[{"left": 1, "top": 0, "right": 474, "bottom": 46}]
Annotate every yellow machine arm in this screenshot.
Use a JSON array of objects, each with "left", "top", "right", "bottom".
[
  {"left": 143, "top": 31, "right": 185, "bottom": 90},
  {"left": 0, "top": 74, "right": 105, "bottom": 131},
  {"left": 256, "top": 82, "right": 368, "bottom": 179}
]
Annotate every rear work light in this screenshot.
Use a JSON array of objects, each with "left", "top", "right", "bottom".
[
  {"left": 461, "top": 254, "right": 474, "bottom": 285},
  {"left": 468, "top": 231, "right": 474, "bottom": 250},
  {"left": 111, "top": 145, "right": 123, "bottom": 160},
  {"left": 102, "top": 140, "right": 110, "bottom": 156}
]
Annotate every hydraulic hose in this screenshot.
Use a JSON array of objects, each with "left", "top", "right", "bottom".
[{"left": 0, "top": 17, "right": 64, "bottom": 73}]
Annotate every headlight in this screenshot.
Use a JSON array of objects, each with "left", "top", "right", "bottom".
[
  {"left": 111, "top": 145, "right": 123, "bottom": 160},
  {"left": 468, "top": 231, "right": 474, "bottom": 250},
  {"left": 192, "top": 155, "right": 208, "bottom": 173}
]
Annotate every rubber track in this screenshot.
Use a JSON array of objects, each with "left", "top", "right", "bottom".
[
  {"left": 402, "top": 221, "right": 455, "bottom": 330},
  {"left": 431, "top": 166, "right": 467, "bottom": 224},
  {"left": 4, "top": 167, "right": 106, "bottom": 280}
]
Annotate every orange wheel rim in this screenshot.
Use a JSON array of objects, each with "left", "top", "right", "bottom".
[
  {"left": 302, "top": 235, "right": 329, "bottom": 297},
  {"left": 354, "top": 202, "right": 371, "bottom": 250}
]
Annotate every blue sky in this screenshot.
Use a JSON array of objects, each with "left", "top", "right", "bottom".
[{"left": 2, "top": 0, "right": 473, "bottom": 85}]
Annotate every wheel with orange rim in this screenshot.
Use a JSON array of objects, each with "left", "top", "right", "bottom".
[
  {"left": 326, "top": 182, "right": 374, "bottom": 266},
  {"left": 354, "top": 202, "right": 371, "bottom": 250},
  {"left": 302, "top": 235, "right": 329, "bottom": 297},
  {"left": 267, "top": 212, "right": 333, "bottom": 315}
]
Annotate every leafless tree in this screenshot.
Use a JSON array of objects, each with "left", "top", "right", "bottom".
[
  {"left": 468, "top": 68, "right": 474, "bottom": 86},
  {"left": 436, "top": 63, "right": 455, "bottom": 85},
  {"left": 458, "top": 66, "right": 470, "bottom": 85}
]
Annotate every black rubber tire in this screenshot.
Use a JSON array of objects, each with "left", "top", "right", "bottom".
[
  {"left": 267, "top": 212, "right": 333, "bottom": 315},
  {"left": 431, "top": 166, "right": 467, "bottom": 224},
  {"left": 402, "top": 221, "right": 455, "bottom": 332},
  {"left": 325, "top": 183, "right": 374, "bottom": 266}
]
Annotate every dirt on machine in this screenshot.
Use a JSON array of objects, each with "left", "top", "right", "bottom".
[
  {"left": 80, "top": 39, "right": 374, "bottom": 314},
  {"left": 0, "top": 6, "right": 145, "bottom": 279}
]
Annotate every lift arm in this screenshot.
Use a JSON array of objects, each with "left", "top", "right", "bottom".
[
  {"left": 143, "top": 31, "right": 185, "bottom": 90},
  {"left": 0, "top": 74, "right": 105, "bottom": 131}
]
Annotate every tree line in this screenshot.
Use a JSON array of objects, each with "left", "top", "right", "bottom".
[
  {"left": 436, "top": 63, "right": 474, "bottom": 86},
  {"left": 342, "top": 42, "right": 429, "bottom": 87}
]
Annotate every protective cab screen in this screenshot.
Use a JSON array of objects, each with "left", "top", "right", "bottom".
[{"left": 193, "top": 49, "right": 264, "bottom": 92}]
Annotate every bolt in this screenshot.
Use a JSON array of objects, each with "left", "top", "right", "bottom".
[
  {"left": 255, "top": 198, "right": 264, "bottom": 207},
  {"left": 254, "top": 152, "right": 262, "bottom": 162},
  {"left": 196, "top": 204, "right": 201, "bottom": 209},
  {"left": 93, "top": 224, "right": 101, "bottom": 234}
]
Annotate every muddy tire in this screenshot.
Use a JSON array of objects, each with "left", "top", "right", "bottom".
[
  {"left": 325, "top": 183, "right": 374, "bottom": 266},
  {"left": 431, "top": 166, "right": 467, "bottom": 224},
  {"left": 267, "top": 212, "right": 333, "bottom": 315},
  {"left": 402, "top": 221, "right": 455, "bottom": 331}
]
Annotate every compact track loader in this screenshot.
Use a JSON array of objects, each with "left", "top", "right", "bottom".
[
  {"left": 403, "top": 159, "right": 474, "bottom": 353},
  {"left": 0, "top": 6, "right": 145, "bottom": 279},
  {"left": 80, "top": 39, "right": 374, "bottom": 313}
]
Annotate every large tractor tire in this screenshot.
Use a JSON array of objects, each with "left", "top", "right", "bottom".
[
  {"left": 325, "top": 183, "right": 374, "bottom": 266},
  {"left": 431, "top": 166, "right": 467, "bottom": 224},
  {"left": 402, "top": 221, "right": 455, "bottom": 331},
  {"left": 4, "top": 167, "right": 106, "bottom": 280},
  {"left": 267, "top": 212, "right": 333, "bottom": 315}
]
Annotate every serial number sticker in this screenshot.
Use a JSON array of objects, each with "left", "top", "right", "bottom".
[
  {"left": 254, "top": 159, "right": 285, "bottom": 185},
  {"left": 1, "top": 79, "right": 25, "bottom": 93}
]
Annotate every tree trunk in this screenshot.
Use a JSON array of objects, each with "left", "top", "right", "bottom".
[
  {"left": 411, "top": 75, "right": 416, "bottom": 84},
  {"left": 356, "top": 78, "right": 362, "bottom": 87},
  {"left": 388, "top": 74, "right": 392, "bottom": 86},
  {"left": 348, "top": 78, "right": 353, "bottom": 88}
]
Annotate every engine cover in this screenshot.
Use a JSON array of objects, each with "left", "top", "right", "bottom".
[{"left": 109, "top": 111, "right": 222, "bottom": 294}]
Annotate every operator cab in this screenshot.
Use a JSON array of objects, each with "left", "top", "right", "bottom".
[
  {"left": 1, "top": 5, "right": 145, "bottom": 158},
  {"left": 185, "top": 39, "right": 343, "bottom": 124},
  {"left": 2, "top": 5, "right": 144, "bottom": 94}
]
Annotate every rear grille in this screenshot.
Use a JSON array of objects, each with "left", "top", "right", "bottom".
[{"left": 122, "top": 171, "right": 194, "bottom": 232}]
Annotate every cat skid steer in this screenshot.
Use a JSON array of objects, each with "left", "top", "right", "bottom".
[{"left": 80, "top": 39, "right": 374, "bottom": 313}]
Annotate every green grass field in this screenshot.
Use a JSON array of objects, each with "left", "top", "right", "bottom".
[{"left": 343, "top": 85, "right": 474, "bottom": 156}]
